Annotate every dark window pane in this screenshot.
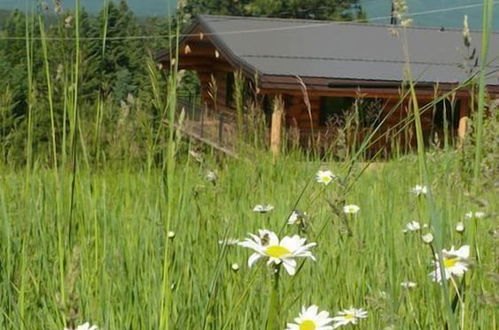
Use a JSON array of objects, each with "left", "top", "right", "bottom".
[
  {"left": 319, "top": 97, "right": 355, "bottom": 125},
  {"left": 433, "top": 99, "right": 460, "bottom": 130},
  {"left": 226, "top": 72, "right": 234, "bottom": 107}
]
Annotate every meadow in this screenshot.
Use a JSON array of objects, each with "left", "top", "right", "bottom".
[
  {"left": 0, "top": 149, "right": 498, "bottom": 329},
  {"left": 0, "top": 0, "right": 498, "bottom": 329}
]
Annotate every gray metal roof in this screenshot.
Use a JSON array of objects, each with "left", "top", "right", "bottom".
[{"left": 196, "top": 15, "right": 499, "bottom": 85}]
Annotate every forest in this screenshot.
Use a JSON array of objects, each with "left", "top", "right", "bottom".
[{"left": 0, "top": 0, "right": 363, "bottom": 166}]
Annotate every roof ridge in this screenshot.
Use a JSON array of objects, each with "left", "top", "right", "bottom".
[{"left": 198, "top": 14, "right": 499, "bottom": 35}]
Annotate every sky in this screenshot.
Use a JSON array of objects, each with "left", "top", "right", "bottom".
[
  {"left": 0, "top": 0, "right": 497, "bottom": 30},
  {"left": 0, "top": 0, "right": 177, "bottom": 17},
  {"left": 360, "top": 0, "right": 499, "bottom": 30}
]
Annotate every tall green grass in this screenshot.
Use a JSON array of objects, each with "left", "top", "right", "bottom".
[
  {"left": 1, "top": 154, "right": 498, "bottom": 328},
  {"left": 0, "top": 1, "right": 497, "bottom": 329}
]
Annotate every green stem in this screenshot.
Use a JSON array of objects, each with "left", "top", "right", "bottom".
[
  {"left": 472, "top": 0, "right": 494, "bottom": 192},
  {"left": 266, "top": 266, "right": 280, "bottom": 330}
]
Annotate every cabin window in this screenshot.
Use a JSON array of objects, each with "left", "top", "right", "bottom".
[
  {"left": 357, "top": 98, "right": 384, "bottom": 128},
  {"left": 319, "top": 97, "right": 354, "bottom": 126},
  {"left": 320, "top": 97, "right": 383, "bottom": 127},
  {"left": 433, "top": 98, "right": 460, "bottom": 130},
  {"left": 226, "top": 72, "right": 235, "bottom": 107}
]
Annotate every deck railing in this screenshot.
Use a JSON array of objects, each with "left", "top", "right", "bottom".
[{"left": 176, "top": 96, "right": 241, "bottom": 152}]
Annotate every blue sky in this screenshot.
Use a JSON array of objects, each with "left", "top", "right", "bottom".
[
  {"left": 1, "top": 0, "right": 497, "bottom": 30},
  {"left": 360, "top": 0, "right": 499, "bottom": 30},
  {"left": 0, "top": 0, "right": 177, "bottom": 17}
]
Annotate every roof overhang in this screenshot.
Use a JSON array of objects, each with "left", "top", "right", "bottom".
[{"left": 155, "top": 16, "right": 261, "bottom": 78}]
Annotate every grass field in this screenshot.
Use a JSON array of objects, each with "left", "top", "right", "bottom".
[
  {"left": 0, "top": 151, "right": 497, "bottom": 329},
  {"left": 0, "top": 1, "right": 497, "bottom": 329}
]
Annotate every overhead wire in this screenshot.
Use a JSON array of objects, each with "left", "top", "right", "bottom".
[{"left": 0, "top": 1, "right": 497, "bottom": 41}]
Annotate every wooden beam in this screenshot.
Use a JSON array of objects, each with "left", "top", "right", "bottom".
[
  {"left": 458, "top": 96, "right": 471, "bottom": 146},
  {"left": 179, "top": 64, "right": 234, "bottom": 72},
  {"left": 270, "top": 96, "right": 284, "bottom": 157},
  {"left": 259, "top": 85, "right": 471, "bottom": 98},
  {"left": 181, "top": 42, "right": 219, "bottom": 56}
]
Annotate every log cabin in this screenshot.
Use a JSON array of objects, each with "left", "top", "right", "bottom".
[{"left": 156, "top": 15, "right": 499, "bottom": 155}]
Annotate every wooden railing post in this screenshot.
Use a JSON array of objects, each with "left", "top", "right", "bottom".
[
  {"left": 270, "top": 96, "right": 284, "bottom": 156},
  {"left": 218, "top": 113, "right": 224, "bottom": 144},
  {"left": 200, "top": 104, "right": 206, "bottom": 138},
  {"left": 458, "top": 96, "right": 470, "bottom": 147}
]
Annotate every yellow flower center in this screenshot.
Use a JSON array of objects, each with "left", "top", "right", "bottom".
[
  {"left": 344, "top": 313, "right": 355, "bottom": 320},
  {"left": 299, "top": 320, "right": 317, "bottom": 330},
  {"left": 265, "top": 245, "right": 291, "bottom": 258},
  {"left": 444, "top": 257, "right": 459, "bottom": 269},
  {"left": 321, "top": 176, "right": 332, "bottom": 183}
]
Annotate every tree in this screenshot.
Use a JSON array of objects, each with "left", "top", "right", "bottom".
[{"left": 182, "top": 0, "right": 364, "bottom": 21}]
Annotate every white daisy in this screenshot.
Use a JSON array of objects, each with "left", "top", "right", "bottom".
[
  {"left": 167, "top": 231, "right": 175, "bottom": 239},
  {"left": 205, "top": 170, "right": 218, "bottom": 183},
  {"left": 332, "top": 308, "right": 368, "bottom": 328},
  {"left": 238, "top": 230, "right": 316, "bottom": 275},
  {"left": 64, "top": 323, "right": 98, "bottom": 330},
  {"left": 316, "top": 170, "right": 336, "bottom": 186},
  {"left": 403, "top": 221, "right": 421, "bottom": 233},
  {"left": 455, "top": 222, "right": 465, "bottom": 233},
  {"left": 421, "top": 233, "right": 434, "bottom": 244},
  {"left": 465, "top": 211, "right": 486, "bottom": 219},
  {"left": 253, "top": 204, "right": 274, "bottom": 213},
  {"left": 286, "top": 305, "right": 334, "bottom": 330},
  {"left": 410, "top": 185, "right": 428, "bottom": 196},
  {"left": 343, "top": 204, "right": 360, "bottom": 215},
  {"left": 400, "top": 281, "right": 417, "bottom": 289},
  {"left": 429, "top": 245, "right": 470, "bottom": 283},
  {"left": 288, "top": 210, "right": 308, "bottom": 225},
  {"left": 231, "top": 263, "right": 240, "bottom": 272}
]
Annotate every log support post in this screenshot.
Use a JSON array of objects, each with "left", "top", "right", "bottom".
[
  {"left": 458, "top": 96, "right": 471, "bottom": 147},
  {"left": 270, "top": 95, "right": 284, "bottom": 156}
]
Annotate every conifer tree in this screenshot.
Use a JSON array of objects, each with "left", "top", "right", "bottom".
[{"left": 182, "top": 0, "right": 364, "bottom": 20}]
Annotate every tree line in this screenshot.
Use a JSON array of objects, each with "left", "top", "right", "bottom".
[{"left": 0, "top": 0, "right": 363, "bottom": 166}]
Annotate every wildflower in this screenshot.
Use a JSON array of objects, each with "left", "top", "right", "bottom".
[
  {"left": 421, "top": 233, "right": 434, "bottom": 244},
  {"left": 455, "top": 222, "right": 465, "bottom": 233},
  {"left": 238, "top": 230, "right": 316, "bottom": 275},
  {"left": 400, "top": 281, "right": 417, "bottom": 289},
  {"left": 463, "top": 15, "right": 471, "bottom": 47},
  {"left": 253, "top": 204, "right": 274, "bottom": 213},
  {"left": 54, "top": 0, "right": 63, "bottom": 14},
  {"left": 286, "top": 305, "right": 334, "bottom": 330},
  {"left": 343, "top": 204, "right": 360, "bottom": 215},
  {"left": 64, "top": 15, "right": 73, "bottom": 29},
  {"left": 331, "top": 308, "right": 368, "bottom": 328},
  {"left": 167, "top": 231, "right": 175, "bottom": 239},
  {"left": 429, "top": 245, "right": 470, "bottom": 283},
  {"left": 403, "top": 221, "right": 421, "bottom": 233},
  {"left": 231, "top": 263, "right": 240, "bottom": 272},
  {"left": 218, "top": 238, "right": 240, "bottom": 246},
  {"left": 393, "top": 0, "right": 412, "bottom": 27},
  {"left": 316, "top": 170, "right": 336, "bottom": 186},
  {"left": 288, "top": 210, "right": 308, "bottom": 225},
  {"left": 465, "top": 211, "right": 486, "bottom": 219},
  {"left": 400, "top": 18, "right": 413, "bottom": 27},
  {"left": 205, "top": 170, "right": 218, "bottom": 183},
  {"left": 64, "top": 323, "right": 98, "bottom": 330},
  {"left": 410, "top": 185, "right": 428, "bottom": 196}
]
